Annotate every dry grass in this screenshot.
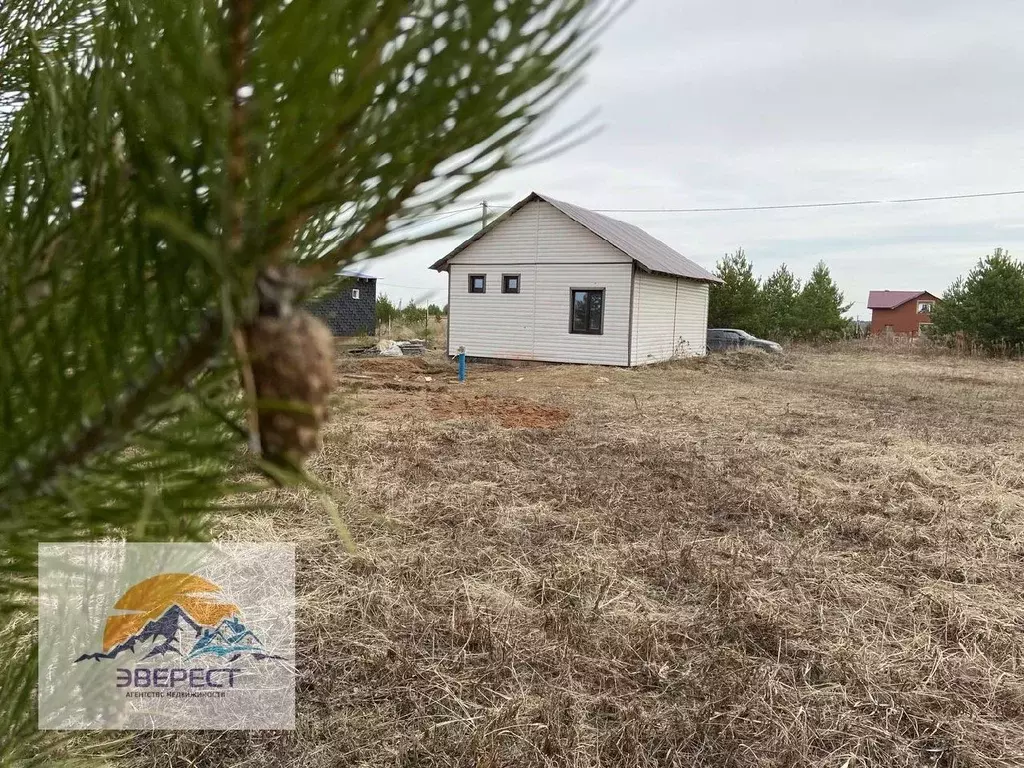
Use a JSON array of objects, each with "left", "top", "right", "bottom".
[
  {"left": 800, "top": 335, "right": 1024, "bottom": 361},
  {"left": 131, "top": 346, "right": 1024, "bottom": 767}
]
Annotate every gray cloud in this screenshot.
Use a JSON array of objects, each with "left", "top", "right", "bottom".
[{"left": 369, "top": 0, "right": 1024, "bottom": 316}]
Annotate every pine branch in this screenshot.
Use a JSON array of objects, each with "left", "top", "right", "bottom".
[
  {"left": 225, "top": 0, "right": 252, "bottom": 264},
  {"left": 1, "top": 316, "right": 224, "bottom": 510},
  {"left": 0, "top": 1, "right": 615, "bottom": 758}
]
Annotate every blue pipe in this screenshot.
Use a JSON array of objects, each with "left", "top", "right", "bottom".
[{"left": 457, "top": 347, "right": 466, "bottom": 382}]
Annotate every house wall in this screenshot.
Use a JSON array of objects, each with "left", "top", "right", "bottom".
[
  {"left": 870, "top": 292, "right": 939, "bottom": 336},
  {"left": 630, "top": 271, "right": 710, "bottom": 364},
  {"left": 672, "top": 279, "right": 710, "bottom": 358},
  {"left": 306, "top": 277, "right": 377, "bottom": 336},
  {"left": 446, "top": 201, "right": 633, "bottom": 365}
]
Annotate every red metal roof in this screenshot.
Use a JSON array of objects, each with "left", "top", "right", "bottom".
[{"left": 866, "top": 290, "right": 932, "bottom": 310}]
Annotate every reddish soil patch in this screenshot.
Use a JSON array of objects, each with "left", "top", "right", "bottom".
[
  {"left": 429, "top": 394, "right": 570, "bottom": 429},
  {"left": 350, "top": 357, "right": 443, "bottom": 376}
]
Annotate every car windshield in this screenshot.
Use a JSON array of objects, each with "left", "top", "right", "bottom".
[{"left": 734, "top": 330, "right": 754, "bottom": 339}]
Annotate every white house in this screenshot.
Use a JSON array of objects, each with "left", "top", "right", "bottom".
[{"left": 430, "top": 192, "right": 722, "bottom": 366}]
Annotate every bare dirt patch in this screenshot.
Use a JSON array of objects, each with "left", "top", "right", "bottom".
[
  {"left": 343, "top": 354, "right": 448, "bottom": 376},
  {"left": 429, "top": 393, "right": 570, "bottom": 429},
  {"left": 335, "top": 353, "right": 539, "bottom": 390}
]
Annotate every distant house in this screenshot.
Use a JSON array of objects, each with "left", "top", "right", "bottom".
[
  {"left": 867, "top": 290, "right": 940, "bottom": 337},
  {"left": 430, "top": 192, "right": 722, "bottom": 366},
  {"left": 307, "top": 268, "right": 377, "bottom": 336}
]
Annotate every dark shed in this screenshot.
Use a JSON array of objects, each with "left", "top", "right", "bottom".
[{"left": 307, "top": 269, "right": 378, "bottom": 336}]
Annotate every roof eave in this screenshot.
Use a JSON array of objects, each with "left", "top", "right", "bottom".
[{"left": 639, "top": 264, "right": 723, "bottom": 284}]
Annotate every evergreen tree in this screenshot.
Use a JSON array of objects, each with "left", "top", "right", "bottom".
[
  {"left": 794, "top": 261, "right": 852, "bottom": 340},
  {"left": 401, "top": 300, "right": 427, "bottom": 325},
  {"left": 760, "top": 264, "right": 801, "bottom": 340},
  {"left": 708, "top": 248, "right": 763, "bottom": 334},
  {"left": 931, "top": 248, "right": 1024, "bottom": 352},
  {"left": 0, "top": 0, "right": 610, "bottom": 762},
  {"left": 376, "top": 293, "right": 399, "bottom": 326}
]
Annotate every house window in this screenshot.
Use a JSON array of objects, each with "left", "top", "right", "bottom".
[
  {"left": 468, "top": 274, "right": 486, "bottom": 293},
  {"left": 570, "top": 289, "right": 604, "bottom": 334},
  {"left": 918, "top": 301, "right": 934, "bottom": 313},
  {"left": 919, "top": 322, "right": 934, "bottom": 335},
  {"left": 502, "top": 274, "right": 520, "bottom": 294},
  {"left": 351, "top": 288, "right": 360, "bottom": 300}
]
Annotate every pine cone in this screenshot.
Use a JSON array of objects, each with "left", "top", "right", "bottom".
[{"left": 242, "top": 266, "right": 334, "bottom": 470}]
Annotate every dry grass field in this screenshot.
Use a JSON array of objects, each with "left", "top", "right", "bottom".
[{"left": 134, "top": 344, "right": 1024, "bottom": 767}]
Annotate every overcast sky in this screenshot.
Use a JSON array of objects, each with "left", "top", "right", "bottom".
[{"left": 367, "top": 0, "right": 1024, "bottom": 319}]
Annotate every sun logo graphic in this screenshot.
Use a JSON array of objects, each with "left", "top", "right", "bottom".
[{"left": 74, "top": 573, "right": 284, "bottom": 665}]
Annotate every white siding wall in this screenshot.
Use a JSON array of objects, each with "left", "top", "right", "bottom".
[
  {"left": 452, "top": 201, "right": 633, "bottom": 266},
  {"left": 629, "top": 271, "right": 709, "bottom": 364},
  {"left": 630, "top": 270, "right": 677, "bottom": 364},
  {"left": 674, "top": 279, "right": 710, "bottom": 358},
  {"left": 447, "top": 201, "right": 632, "bottom": 365}
]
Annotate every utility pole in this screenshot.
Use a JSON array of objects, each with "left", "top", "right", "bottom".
[{"left": 481, "top": 201, "right": 488, "bottom": 230}]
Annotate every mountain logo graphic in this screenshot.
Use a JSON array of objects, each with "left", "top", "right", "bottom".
[{"left": 74, "top": 573, "right": 284, "bottom": 664}]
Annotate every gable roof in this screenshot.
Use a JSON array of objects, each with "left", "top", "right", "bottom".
[
  {"left": 867, "top": 290, "right": 937, "bottom": 310},
  {"left": 429, "top": 192, "right": 722, "bottom": 283}
]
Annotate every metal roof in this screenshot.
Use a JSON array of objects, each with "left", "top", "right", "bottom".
[
  {"left": 866, "top": 290, "right": 933, "bottom": 309},
  {"left": 338, "top": 267, "right": 377, "bottom": 280},
  {"left": 429, "top": 192, "right": 722, "bottom": 283}
]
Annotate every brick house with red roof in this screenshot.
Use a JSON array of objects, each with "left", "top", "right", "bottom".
[{"left": 867, "top": 290, "right": 940, "bottom": 337}]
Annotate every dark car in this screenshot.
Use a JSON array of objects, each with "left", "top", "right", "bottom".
[{"left": 706, "top": 328, "right": 783, "bottom": 354}]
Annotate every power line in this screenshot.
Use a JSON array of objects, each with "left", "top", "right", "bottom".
[
  {"left": 378, "top": 280, "right": 441, "bottom": 291},
  {"left": 491, "top": 188, "right": 1024, "bottom": 214},
  {"left": 404, "top": 206, "right": 478, "bottom": 221}
]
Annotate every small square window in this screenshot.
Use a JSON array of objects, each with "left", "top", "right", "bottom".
[
  {"left": 502, "top": 274, "right": 520, "bottom": 294},
  {"left": 469, "top": 274, "right": 486, "bottom": 293},
  {"left": 570, "top": 288, "right": 604, "bottom": 334},
  {"left": 917, "top": 301, "right": 934, "bottom": 313},
  {"left": 351, "top": 288, "right": 360, "bottom": 300}
]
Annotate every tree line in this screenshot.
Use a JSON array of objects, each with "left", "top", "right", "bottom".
[
  {"left": 708, "top": 246, "right": 1024, "bottom": 353},
  {"left": 708, "top": 250, "right": 853, "bottom": 341},
  {"left": 376, "top": 293, "right": 446, "bottom": 327}
]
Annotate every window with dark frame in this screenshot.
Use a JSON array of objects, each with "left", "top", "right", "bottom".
[
  {"left": 468, "top": 274, "right": 486, "bottom": 293},
  {"left": 570, "top": 289, "right": 604, "bottom": 334},
  {"left": 502, "top": 274, "right": 520, "bottom": 294}
]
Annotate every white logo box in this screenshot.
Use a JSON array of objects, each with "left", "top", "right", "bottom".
[{"left": 38, "top": 542, "right": 295, "bottom": 730}]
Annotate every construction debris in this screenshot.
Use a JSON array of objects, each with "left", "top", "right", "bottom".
[
  {"left": 378, "top": 340, "right": 403, "bottom": 357},
  {"left": 395, "top": 339, "right": 427, "bottom": 356}
]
